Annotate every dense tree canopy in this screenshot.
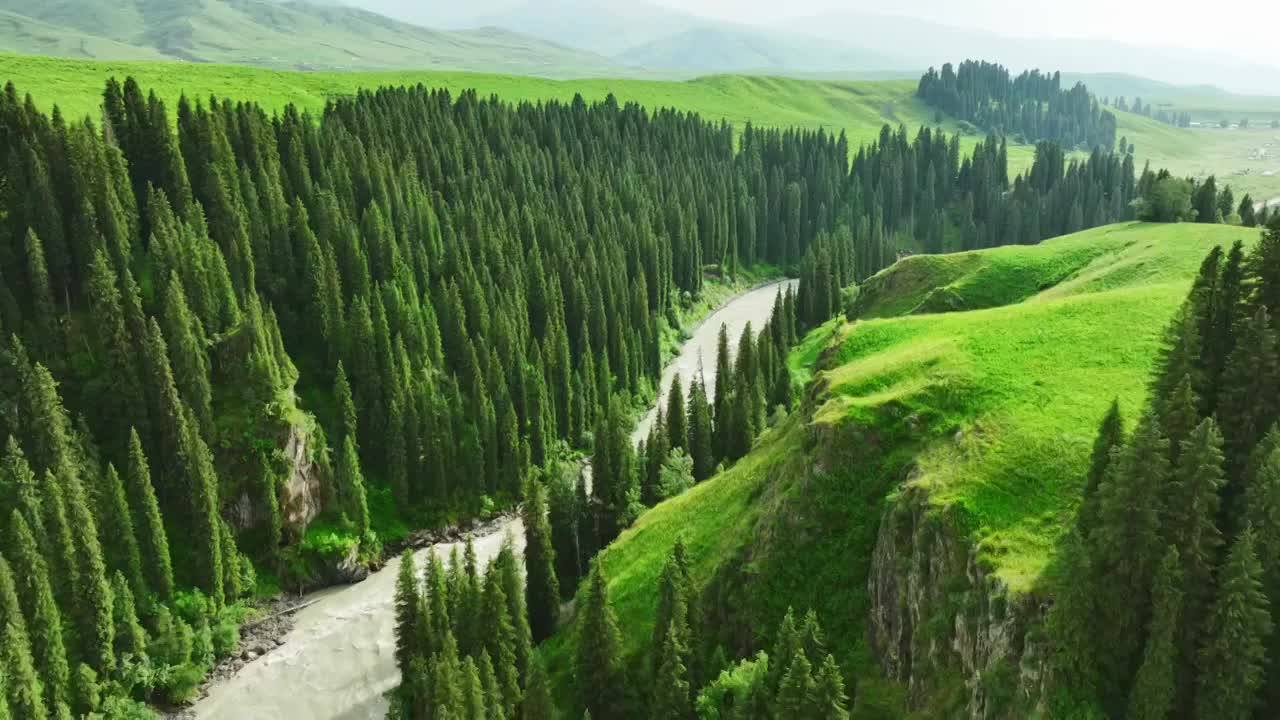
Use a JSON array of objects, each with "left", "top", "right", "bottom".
[{"left": 918, "top": 60, "right": 1118, "bottom": 149}]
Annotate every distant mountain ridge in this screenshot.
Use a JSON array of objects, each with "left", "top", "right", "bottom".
[
  {"left": 0, "top": 0, "right": 633, "bottom": 76},
  {"left": 617, "top": 25, "right": 899, "bottom": 74}
]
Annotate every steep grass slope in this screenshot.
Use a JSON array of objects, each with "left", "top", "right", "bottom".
[
  {"left": 0, "top": 0, "right": 627, "bottom": 76},
  {"left": 540, "top": 221, "right": 1261, "bottom": 716}
]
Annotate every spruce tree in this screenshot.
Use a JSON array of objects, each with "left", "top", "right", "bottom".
[
  {"left": 6, "top": 510, "right": 69, "bottom": 711},
  {"left": 1247, "top": 435, "right": 1280, "bottom": 712},
  {"left": 666, "top": 376, "right": 687, "bottom": 453},
  {"left": 338, "top": 436, "right": 370, "bottom": 538},
  {"left": 687, "top": 373, "right": 715, "bottom": 482},
  {"left": 109, "top": 571, "right": 148, "bottom": 663},
  {"left": 1166, "top": 417, "right": 1224, "bottom": 689},
  {"left": 461, "top": 656, "right": 487, "bottom": 720},
  {"left": 480, "top": 567, "right": 521, "bottom": 717},
  {"left": 1218, "top": 306, "right": 1279, "bottom": 504},
  {"left": 62, "top": 470, "right": 115, "bottom": 673},
  {"left": 394, "top": 550, "right": 425, "bottom": 679},
  {"left": 767, "top": 608, "right": 802, "bottom": 696},
  {"left": 1195, "top": 528, "right": 1271, "bottom": 720},
  {"left": 0, "top": 555, "right": 43, "bottom": 720},
  {"left": 575, "top": 561, "right": 628, "bottom": 719},
  {"left": 125, "top": 429, "right": 173, "bottom": 600},
  {"left": 522, "top": 477, "right": 560, "bottom": 642},
  {"left": 1078, "top": 402, "right": 1125, "bottom": 538},
  {"left": 775, "top": 652, "right": 817, "bottom": 718},
  {"left": 1046, "top": 528, "right": 1098, "bottom": 691},
  {"left": 643, "top": 410, "right": 670, "bottom": 506},
  {"left": 814, "top": 654, "right": 850, "bottom": 720},
  {"left": 1126, "top": 546, "right": 1182, "bottom": 720},
  {"left": 521, "top": 658, "right": 555, "bottom": 720},
  {"left": 547, "top": 466, "right": 582, "bottom": 597},
  {"left": 97, "top": 464, "right": 147, "bottom": 605},
  {"left": 652, "top": 616, "right": 692, "bottom": 720},
  {"left": 1092, "top": 414, "right": 1167, "bottom": 698},
  {"left": 494, "top": 539, "right": 533, "bottom": 680},
  {"left": 712, "top": 324, "right": 734, "bottom": 464},
  {"left": 161, "top": 272, "right": 214, "bottom": 436},
  {"left": 334, "top": 361, "right": 358, "bottom": 450}
]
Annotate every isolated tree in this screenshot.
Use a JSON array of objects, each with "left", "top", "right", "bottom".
[{"left": 523, "top": 477, "right": 560, "bottom": 642}]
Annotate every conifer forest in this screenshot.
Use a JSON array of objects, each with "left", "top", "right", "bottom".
[{"left": 0, "top": 13, "right": 1279, "bottom": 716}]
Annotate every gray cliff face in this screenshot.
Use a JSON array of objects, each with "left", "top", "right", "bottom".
[
  {"left": 867, "top": 486, "right": 1052, "bottom": 718},
  {"left": 279, "top": 422, "right": 324, "bottom": 536},
  {"left": 228, "top": 420, "right": 325, "bottom": 540}
]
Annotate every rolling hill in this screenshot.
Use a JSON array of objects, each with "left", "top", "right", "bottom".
[
  {"left": 617, "top": 25, "right": 898, "bottom": 75},
  {"left": 538, "top": 221, "right": 1263, "bottom": 716},
  {"left": 0, "top": 0, "right": 630, "bottom": 75}
]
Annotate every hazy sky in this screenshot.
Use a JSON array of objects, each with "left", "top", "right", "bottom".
[{"left": 655, "top": 0, "right": 1280, "bottom": 67}]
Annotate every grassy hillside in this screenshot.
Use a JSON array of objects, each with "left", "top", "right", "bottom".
[
  {"left": 1117, "top": 109, "right": 1280, "bottom": 203},
  {"left": 0, "top": 0, "right": 627, "bottom": 76},
  {"left": 1066, "top": 72, "right": 1280, "bottom": 124},
  {"left": 0, "top": 53, "right": 1048, "bottom": 175},
  {"left": 540, "top": 221, "right": 1261, "bottom": 714}
]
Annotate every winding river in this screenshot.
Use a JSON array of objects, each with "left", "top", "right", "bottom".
[{"left": 191, "top": 278, "right": 797, "bottom": 720}]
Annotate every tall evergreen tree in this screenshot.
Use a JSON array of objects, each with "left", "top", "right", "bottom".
[
  {"left": 124, "top": 429, "right": 172, "bottom": 600},
  {"left": 1091, "top": 414, "right": 1168, "bottom": 704},
  {"left": 1078, "top": 399, "right": 1124, "bottom": 538},
  {"left": 712, "top": 324, "right": 735, "bottom": 464},
  {"left": 96, "top": 464, "right": 147, "bottom": 605},
  {"left": 666, "top": 376, "right": 687, "bottom": 454},
  {"left": 338, "top": 436, "right": 370, "bottom": 538},
  {"left": 394, "top": 550, "right": 426, "bottom": 679},
  {"left": 1126, "top": 546, "right": 1183, "bottom": 720},
  {"left": 0, "top": 555, "right": 42, "bottom": 720},
  {"left": 813, "top": 654, "right": 850, "bottom": 720},
  {"left": 687, "top": 372, "right": 715, "bottom": 482},
  {"left": 5, "top": 510, "right": 69, "bottom": 712},
  {"left": 522, "top": 477, "right": 559, "bottom": 642},
  {"left": 1195, "top": 528, "right": 1272, "bottom": 720},
  {"left": 575, "top": 561, "right": 629, "bottom": 719}
]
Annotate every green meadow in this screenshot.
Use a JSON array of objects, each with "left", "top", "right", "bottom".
[{"left": 539, "top": 221, "right": 1263, "bottom": 715}]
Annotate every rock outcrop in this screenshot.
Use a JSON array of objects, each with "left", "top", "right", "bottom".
[{"left": 867, "top": 486, "right": 1051, "bottom": 719}]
